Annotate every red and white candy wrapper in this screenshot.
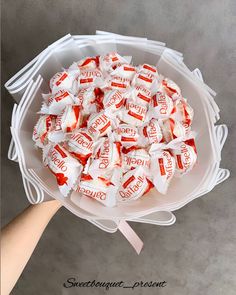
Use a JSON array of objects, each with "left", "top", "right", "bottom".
[
  {"left": 113, "top": 124, "right": 139, "bottom": 147},
  {"left": 103, "top": 89, "right": 125, "bottom": 111},
  {"left": 162, "top": 78, "right": 182, "bottom": 101},
  {"left": 48, "top": 105, "right": 81, "bottom": 142},
  {"left": 69, "top": 56, "right": 99, "bottom": 71},
  {"left": 75, "top": 173, "right": 119, "bottom": 207},
  {"left": 65, "top": 129, "right": 94, "bottom": 165},
  {"left": 168, "top": 138, "right": 197, "bottom": 176},
  {"left": 122, "top": 148, "right": 150, "bottom": 172},
  {"left": 150, "top": 148, "right": 176, "bottom": 194},
  {"left": 40, "top": 90, "right": 75, "bottom": 115},
  {"left": 132, "top": 72, "right": 159, "bottom": 94},
  {"left": 110, "top": 64, "right": 136, "bottom": 79},
  {"left": 131, "top": 84, "right": 152, "bottom": 106},
  {"left": 43, "top": 144, "right": 83, "bottom": 196},
  {"left": 171, "top": 98, "right": 194, "bottom": 131},
  {"left": 77, "top": 69, "right": 104, "bottom": 89},
  {"left": 160, "top": 118, "right": 186, "bottom": 142},
  {"left": 117, "top": 167, "right": 151, "bottom": 202},
  {"left": 87, "top": 110, "right": 118, "bottom": 137},
  {"left": 50, "top": 71, "right": 77, "bottom": 94},
  {"left": 32, "top": 115, "right": 56, "bottom": 148},
  {"left": 99, "top": 52, "right": 130, "bottom": 74},
  {"left": 88, "top": 138, "right": 122, "bottom": 177},
  {"left": 119, "top": 101, "right": 148, "bottom": 127},
  {"left": 74, "top": 87, "right": 97, "bottom": 114},
  {"left": 149, "top": 91, "right": 174, "bottom": 119},
  {"left": 106, "top": 75, "right": 132, "bottom": 90},
  {"left": 137, "top": 64, "right": 159, "bottom": 77},
  {"left": 141, "top": 118, "right": 164, "bottom": 145}
]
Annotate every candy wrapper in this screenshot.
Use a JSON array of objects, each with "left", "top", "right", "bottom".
[
  {"left": 43, "top": 144, "right": 83, "bottom": 196},
  {"left": 34, "top": 51, "right": 197, "bottom": 204}
]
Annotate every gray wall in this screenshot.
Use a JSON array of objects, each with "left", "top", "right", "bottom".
[{"left": 1, "top": 0, "right": 236, "bottom": 294}]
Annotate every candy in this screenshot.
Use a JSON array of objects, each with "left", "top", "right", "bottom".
[
  {"left": 131, "top": 84, "right": 152, "bottom": 106},
  {"left": 117, "top": 167, "right": 150, "bottom": 202},
  {"left": 65, "top": 130, "right": 94, "bottom": 165},
  {"left": 171, "top": 98, "right": 194, "bottom": 131},
  {"left": 122, "top": 148, "right": 150, "bottom": 172},
  {"left": 149, "top": 91, "right": 174, "bottom": 119},
  {"left": 76, "top": 176, "right": 117, "bottom": 207},
  {"left": 119, "top": 101, "right": 148, "bottom": 126},
  {"left": 141, "top": 118, "right": 164, "bottom": 145},
  {"left": 160, "top": 118, "right": 186, "bottom": 142},
  {"left": 150, "top": 148, "right": 176, "bottom": 194},
  {"left": 74, "top": 87, "right": 97, "bottom": 115},
  {"left": 48, "top": 105, "right": 81, "bottom": 142},
  {"left": 137, "top": 64, "right": 158, "bottom": 76},
  {"left": 110, "top": 64, "right": 136, "bottom": 79},
  {"left": 113, "top": 124, "right": 139, "bottom": 146},
  {"left": 162, "top": 78, "right": 181, "bottom": 101},
  {"left": 106, "top": 75, "right": 132, "bottom": 90},
  {"left": 87, "top": 111, "right": 115, "bottom": 137},
  {"left": 77, "top": 69, "right": 104, "bottom": 89},
  {"left": 32, "top": 115, "right": 56, "bottom": 147},
  {"left": 102, "top": 89, "right": 124, "bottom": 111},
  {"left": 41, "top": 90, "right": 75, "bottom": 115},
  {"left": 50, "top": 71, "right": 77, "bottom": 94},
  {"left": 43, "top": 144, "right": 82, "bottom": 196},
  {"left": 69, "top": 56, "right": 99, "bottom": 71},
  {"left": 169, "top": 138, "right": 197, "bottom": 176},
  {"left": 88, "top": 138, "right": 122, "bottom": 179},
  {"left": 99, "top": 52, "right": 130, "bottom": 74}
]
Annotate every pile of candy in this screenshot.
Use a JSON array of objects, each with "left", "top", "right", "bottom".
[{"left": 33, "top": 52, "right": 197, "bottom": 207}]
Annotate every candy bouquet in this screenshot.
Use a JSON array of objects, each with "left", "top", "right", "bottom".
[{"left": 6, "top": 32, "right": 229, "bottom": 253}]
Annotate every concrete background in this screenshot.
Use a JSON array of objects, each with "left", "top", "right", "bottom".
[{"left": 1, "top": 0, "right": 236, "bottom": 294}]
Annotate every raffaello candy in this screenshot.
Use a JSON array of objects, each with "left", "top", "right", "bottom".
[
  {"left": 160, "top": 118, "right": 186, "bottom": 142},
  {"left": 113, "top": 123, "right": 139, "bottom": 147},
  {"left": 141, "top": 118, "right": 164, "bottom": 145},
  {"left": 131, "top": 84, "right": 152, "bottom": 106},
  {"left": 48, "top": 105, "right": 81, "bottom": 142},
  {"left": 168, "top": 137, "right": 197, "bottom": 176},
  {"left": 171, "top": 98, "right": 194, "bottom": 131},
  {"left": 149, "top": 146, "right": 176, "bottom": 194},
  {"left": 162, "top": 78, "right": 182, "bottom": 101},
  {"left": 40, "top": 90, "right": 75, "bottom": 115},
  {"left": 43, "top": 144, "right": 83, "bottom": 196},
  {"left": 77, "top": 69, "right": 104, "bottom": 89},
  {"left": 88, "top": 138, "right": 122, "bottom": 179},
  {"left": 69, "top": 56, "right": 99, "bottom": 71},
  {"left": 122, "top": 148, "right": 150, "bottom": 172},
  {"left": 117, "top": 167, "right": 151, "bottom": 202},
  {"left": 65, "top": 129, "right": 94, "bottom": 165},
  {"left": 106, "top": 75, "right": 132, "bottom": 90},
  {"left": 50, "top": 71, "right": 77, "bottom": 94},
  {"left": 149, "top": 91, "right": 174, "bottom": 119},
  {"left": 87, "top": 110, "right": 118, "bottom": 137},
  {"left": 119, "top": 101, "right": 148, "bottom": 127},
  {"left": 99, "top": 52, "right": 131, "bottom": 74},
  {"left": 137, "top": 64, "right": 159, "bottom": 77},
  {"left": 75, "top": 175, "right": 118, "bottom": 207},
  {"left": 110, "top": 64, "right": 136, "bottom": 79},
  {"left": 132, "top": 71, "right": 159, "bottom": 94},
  {"left": 102, "top": 89, "right": 125, "bottom": 111},
  {"left": 32, "top": 115, "right": 56, "bottom": 148}
]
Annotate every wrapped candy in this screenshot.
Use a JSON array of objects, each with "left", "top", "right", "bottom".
[
  {"left": 160, "top": 118, "right": 186, "bottom": 142},
  {"left": 65, "top": 130, "right": 94, "bottom": 165},
  {"left": 168, "top": 138, "right": 197, "bottom": 176},
  {"left": 50, "top": 71, "right": 77, "bottom": 94},
  {"left": 117, "top": 167, "right": 151, "bottom": 202},
  {"left": 43, "top": 144, "right": 83, "bottom": 196},
  {"left": 162, "top": 78, "right": 181, "bottom": 101},
  {"left": 149, "top": 91, "right": 174, "bottom": 119},
  {"left": 122, "top": 148, "right": 150, "bottom": 172},
  {"left": 48, "top": 105, "right": 81, "bottom": 142},
  {"left": 69, "top": 56, "right": 99, "bottom": 71},
  {"left": 40, "top": 90, "right": 75, "bottom": 115},
  {"left": 150, "top": 147, "right": 176, "bottom": 194},
  {"left": 32, "top": 115, "right": 56, "bottom": 147},
  {"left": 99, "top": 52, "right": 130, "bottom": 74},
  {"left": 171, "top": 98, "right": 194, "bottom": 131},
  {"left": 110, "top": 64, "right": 136, "bottom": 79},
  {"left": 118, "top": 101, "right": 148, "bottom": 126},
  {"left": 77, "top": 69, "right": 104, "bottom": 89},
  {"left": 113, "top": 124, "right": 139, "bottom": 146},
  {"left": 141, "top": 118, "right": 164, "bottom": 145},
  {"left": 102, "top": 89, "right": 125, "bottom": 111},
  {"left": 131, "top": 84, "right": 152, "bottom": 106},
  {"left": 106, "top": 75, "right": 132, "bottom": 90}
]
